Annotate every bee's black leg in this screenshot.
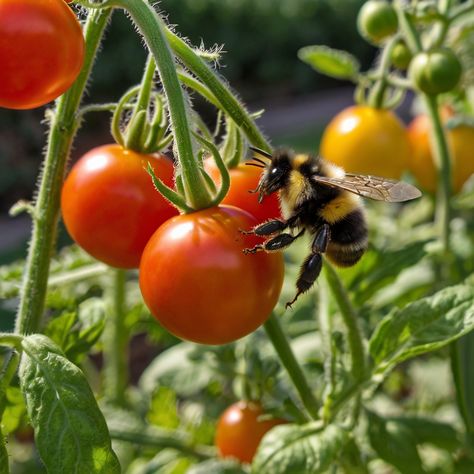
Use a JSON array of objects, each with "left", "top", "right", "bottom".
[
  {"left": 243, "top": 229, "right": 305, "bottom": 254},
  {"left": 240, "top": 219, "right": 288, "bottom": 236},
  {"left": 312, "top": 224, "right": 331, "bottom": 253},
  {"left": 240, "top": 214, "right": 300, "bottom": 236},
  {"left": 286, "top": 225, "right": 330, "bottom": 308},
  {"left": 286, "top": 253, "right": 323, "bottom": 308}
]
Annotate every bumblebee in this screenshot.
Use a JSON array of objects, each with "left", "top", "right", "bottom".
[{"left": 243, "top": 147, "right": 422, "bottom": 308}]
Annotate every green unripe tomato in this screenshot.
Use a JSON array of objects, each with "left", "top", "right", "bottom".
[
  {"left": 391, "top": 40, "right": 412, "bottom": 70},
  {"left": 357, "top": 0, "right": 398, "bottom": 44},
  {"left": 409, "top": 48, "right": 462, "bottom": 95}
]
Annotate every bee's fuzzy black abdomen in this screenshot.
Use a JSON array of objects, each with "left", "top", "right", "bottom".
[{"left": 326, "top": 209, "right": 368, "bottom": 267}]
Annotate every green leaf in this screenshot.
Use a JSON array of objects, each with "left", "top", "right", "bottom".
[
  {"left": 19, "top": 334, "right": 120, "bottom": 474},
  {"left": 369, "top": 282, "right": 474, "bottom": 374},
  {"left": 0, "top": 428, "right": 8, "bottom": 474},
  {"left": 367, "top": 411, "right": 425, "bottom": 474},
  {"left": 147, "top": 387, "right": 179, "bottom": 430},
  {"left": 386, "top": 416, "right": 461, "bottom": 451},
  {"left": 298, "top": 45, "right": 360, "bottom": 80},
  {"left": 345, "top": 240, "right": 430, "bottom": 306},
  {"left": 187, "top": 459, "right": 248, "bottom": 474},
  {"left": 1, "top": 386, "right": 26, "bottom": 435},
  {"left": 139, "top": 343, "right": 214, "bottom": 397},
  {"left": 44, "top": 299, "right": 106, "bottom": 364},
  {"left": 252, "top": 422, "right": 348, "bottom": 474},
  {"left": 451, "top": 331, "right": 474, "bottom": 436}
]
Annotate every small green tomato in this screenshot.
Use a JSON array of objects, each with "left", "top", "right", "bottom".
[
  {"left": 409, "top": 48, "right": 462, "bottom": 95},
  {"left": 390, "top": 40, "right": 412, "bottom": 70},
  {"left": 357, "top": 0, "right": 398, "bottom": 44}
]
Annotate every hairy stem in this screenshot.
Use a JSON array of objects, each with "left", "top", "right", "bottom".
[
  {"left": 264, "top": 315, "right": 320, "bottom": 419},
  {"left": 111, "top": 0, "right": 212, "bottom": 209},
  {"left": 324, "top": 262, "right": 366, "bottom": 384},
  {"left": 103, "top": 269, "right": 128, "bottom": 406},
  {"left": 15, "top": 8, "right": 112, "bottom": 335},
  {"left": 424, "top": 95, "right": 452, "bottom": 261}
]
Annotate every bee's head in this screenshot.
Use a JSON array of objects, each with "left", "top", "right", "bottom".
[{"left": 248, "top": 148, "right": 292, "bottom": 203}]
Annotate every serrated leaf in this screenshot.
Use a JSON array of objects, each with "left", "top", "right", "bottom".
[
  {"left": 369, "top": 283, "right": 474, "bottom": 374},
  {"left": 19, "top": 334, "right": 120, "bottom": 474},
  {"left": 187, "top": 459, "right": 247, "bottom": 474},
  {"left": 367, "top": 411, "right": 424, "bottom": 474},
  {"left": 252, "top": 422, "right": 348, "bottom": 474},
  {"left": 298, "top": 45, "right": 360, "bottom": 80}
]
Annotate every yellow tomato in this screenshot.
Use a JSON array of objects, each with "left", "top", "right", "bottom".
[
  {"left": 407, "top": 114, "right": 474, "bottom": 194},
  {"left": 320, "top": 105, "right": 411, "bottom": 179}
]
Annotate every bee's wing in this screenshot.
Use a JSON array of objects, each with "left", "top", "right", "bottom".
[{"left": 312, "top": 174, "right": 422, "bottom": 202}]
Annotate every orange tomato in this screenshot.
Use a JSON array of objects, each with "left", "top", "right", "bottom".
[
  {"left": 320, "top": 105, "right": 411, "bottom": 179},
  {"left": 408, "top": 114, "right": 474, "bottom": 194}
]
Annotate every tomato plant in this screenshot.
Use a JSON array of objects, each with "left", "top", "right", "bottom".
[
  {"left": 204, "top": 159, "right": 281, "bottom": 222},
  {"left": 319, "top": 105, "right": 411, "bottom": 179},
  {"left": 409, "top": 48, "right": 462, "bottom": 96},
  {"left": 0, "top": 0, "right": 84, "bottom": 110},
  {"left": 61, "top": 144, "right": 178, "bottom": 268},
  {"left": 139, "top": 205, "right": 284, "bottom": 345},
  {"left": 215, "top": 401, "right": 285, "bottom": 464},
  {"left": 408, "top": 113, "right": 474, "bottom": 194}
]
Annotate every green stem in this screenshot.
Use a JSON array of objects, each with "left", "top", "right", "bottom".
[
  {"left": 0, "top": 334, "right": 23, "bottom": 350},
  {"left": 177, "top": 70, "right": 221, "bottom": 108},
  {"left": 323, "top": 262, "right": 366, "bottom": 384},
  {"left": 424, "top": 95, "right": 452, "bottom": 259},
  {"left": 318, "top": 280, "right": 337, "bottom": 423},
  {"left": 165, "top": 29, "right": 271, "bottom": 152},
  {"left": 429, "top": 0, "right": 453, "bottom": 48},
  {"left": 103, "top": 269, "right": 128, "bottom": 406},
  {"left": 134, "top": 55, "right": 156, "bottom": 114},
  {"left": 263, "top": 315, "right": 320, "bottom": 419},
  {"left": 396, "top": 7, "right": 422, "bottom": 53},
  {"left": 14, "top": 8, "right": 112, "bottom": 335},
  {"left": 368, "top": 36, "right": 399, "bottom": 109},
  {"left": 111, "top": 0, "right": 212, "bottom": 209},
  {"left": 123, "top": 55, "right": 157, "bottom": 151},
  {"left": 109, "top": 426, "right": 215, "bottom": 460}
]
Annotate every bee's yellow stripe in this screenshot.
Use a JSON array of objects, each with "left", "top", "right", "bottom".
[{"left": 319, "top": 192, "right": 360, "bottom": 224}]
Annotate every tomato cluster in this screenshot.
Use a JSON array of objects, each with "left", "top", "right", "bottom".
[
  {"left": 0, "top": 0, "right": 84, "bottom": 109},
  {"left": 61, "top": 142, "right": 284, "bottom": 344}
]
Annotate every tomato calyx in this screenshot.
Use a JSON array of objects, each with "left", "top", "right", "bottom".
[{"left": 111, "top": 58, "right": 171, "bottom": 155}]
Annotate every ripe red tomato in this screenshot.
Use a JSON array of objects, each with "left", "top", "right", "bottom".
[
  {"left": 204, "top": 159, "right": 281, "bottom": 222},
  {"left": 0, "top": 0, "right": 84, "bottom": 109},
  {"left": 61, "top": 144, "right": 178, "bottom": 269},
  {"left": 139, "top": 206, "right": 284, "bottom": 345},
  {"left": 215, "top": 401, "right": 285, "bottom": 463},
  {"left": 320, "top": 105, "right": 411, "bottom": 179}
]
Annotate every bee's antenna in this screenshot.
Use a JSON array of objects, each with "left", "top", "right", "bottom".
[
  {"left": 249, "top": 146, "right": 272, "bottom": 160},
  {"left": 249, "top": 156, "right": 267, "bottom": 166},
  {"left": 245, "top": 162, "right": 265, "bottom": 169}
]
